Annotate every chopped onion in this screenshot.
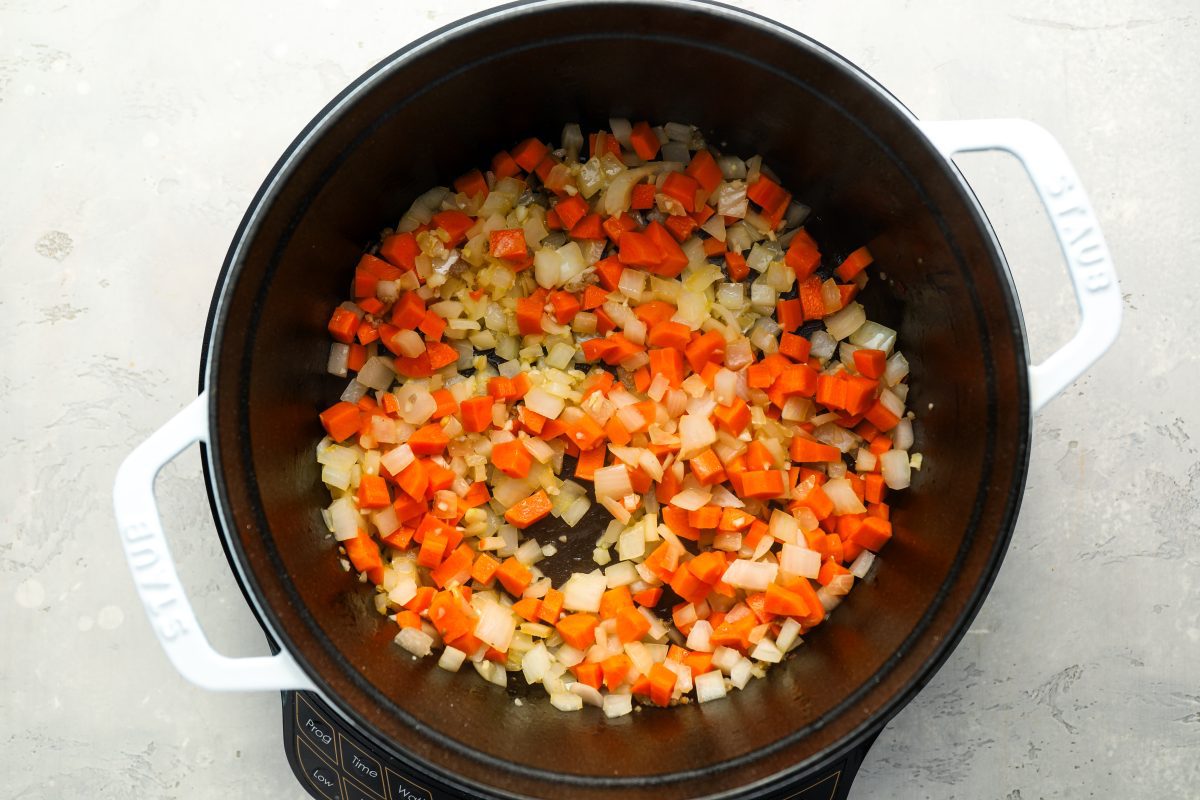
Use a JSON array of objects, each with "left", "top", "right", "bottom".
[
  {"left": 780, "top": 543, "right": 820, "bottom": 579},
  {"left": 823, "top": 478, "right": 867, "bottom": 515},
  {"left": 677, "top": 414, "right": 717, "bottom": 460},
  {"left": 824, "top": 302, "right": 866, "bottom": 341},
  {"left": 327, "top": 343, "right": 349, "bottom": 377},
  {"left": 893, "top": 417, "right": 914, "bottom": 451},
  {"left": 884, "top": 352, "right": 910, "bottom": 386},
  {"left": 562, "top": 570, "right": 606, "bottom": 613},
  {"left": 438, "top": 646, "right": 466, "bottom": 672},
  {"left": 602, "top": 693, "right": 633, "bottom": 718},
  {"left": 880, "top": 449, "right": 912, "bottom": 490},
  {"left": 550, "top": 692, "right": 584, "bottom": 712},
  {"left": 394, "top": 627, "right": 434, "bottom": 658},
  {"left": 668, "top": 486, "right": 712, "bottom": 511},
  {"left": 524, "top": 386, "right": 565, "bottom": 419},
  {"left": 720, "top": 560, "right": 778, "bottom": 592},
  {"left": 849, "top": 550, "right": 877, "bottom": 579},
  {"left": 850, "top": 320, "right": 897, "bottom": 353},
  {"left": 594, "top": 464, "right": 634, "bottom": 499}
]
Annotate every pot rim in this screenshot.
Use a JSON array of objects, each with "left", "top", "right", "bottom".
[{"left": 197, "top": 0, "right": 1032, "bottom": 795}]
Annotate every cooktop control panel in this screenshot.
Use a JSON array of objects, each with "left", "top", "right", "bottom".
[
  {"left": 284, "top": 691, "right": 440, "bottom": 800},
  {"left": 282, "top": 690, "right": 865, "bottom": 800}
]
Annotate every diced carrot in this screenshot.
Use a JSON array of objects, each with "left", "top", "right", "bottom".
[
  {"left": 570, "top": 213, "right": 604, "bottom": 240},
  {"left": 661, "top": 172, "right": 699, "bottom": 213},
  {"left": 416, "top": 525, "right": 449, "bottom": 568},
  {"left": 581, "top": 285, "right": 610, "bottom": 311},
  {"left": 643, "top": 221, "right": 689, "bottom": 277},
  {"left": 492, "top": 439, "right": 533, "bottom": 479},
  {"left": 864, "top": 473, "right": 886, "bottom": 504},
  {"left": 508, "top": 597, "right": 540, "bottom": 623},
  {"left": 785, "top": 229, "right": 821, "bottom": 279},
  {"left": 600, "top": 333, "right": 645, "bottom": 366},
  {"left": 648, "top": 662, "right": 676, "bottom": 707},
  {"left": 471, "top": 553, "right": 500, "bottom": 586},
  {"left": 554, "top": 195, "right": 589, "bottom": 232},
  {"left": 570, "top": 661, "right": 602, "bottom": 690},
  {"left": 685, "top": 149, "right": 723, "bottom": 193},
  {"left": 431, "top": 209, "right": 474, "bottom": 248},
  {"left": 431, "top": 543, "right": 475, "bottom": 588},
  {"left": 457, "top": 395, "right": 494, "bottom": 433},
  {"left": 864, "top": 399, "right": 901, "bottom": 432},
  {"left": 779, "top": 332, "right": 812, "bottom": 362},
  {"left": 741, "top": 470, "right": 786, "bottom": 499},
  {"left": 645, "top": 320, "right": 690, "bottom": 350},
  {"left": 835, "top": 246, "right": 874, "bottom": 281},
  {"left": 615, "top": 605, "right": 652, "bottom": 643},
  {"left": 492, "top": 150, "right": 521, "bottom": 178},
  {"left": 454, "top": 168, "right": 489, "bottom": 200},
  {"left": 684, "top": 329, "right": 726, "bottom": 373},
  {"left": 556, "top": 613, "right": 600, "bottom": 650},
  {"left": 763, "top": 583, "right": 810, "bottom": 618},
  {"left": 516, "top": 296, "right": 544, "bottom": 336},
  {"left": 664, "top": 213, "right": 700, "bottom": 243},
  {"left": 669, "top": 565, "right": 713, "bottom": 604},
  {"left": 408, "top": 423, "right": 449, "bottom": 456},
  {"left": 599, "top": 585, "right": 634, "bottom": 620},
  {"left": 427, "top": 389, "right": 457, "bottom": 421},
  {"left": 319, "top": 401, "right": 361, "bottom": 442},
  {"left": 747, "top": 174, "right": 787, "bottom": 211},
  {"left": 662, "top": 505, "right": 699, "bottom": 541},
  {"left": 428, "top": 589, "right": 475, "bottom": 641},
  {"left": 489, "top": 228, "right": 528, "bottom": 261},
  {"left": 853, "top": 348, "right": 887, "bottom": 380},
  {"left": 688, "top": 448, "right": 728, "bottom": 486},
  {"left": 504, "top": 489, "right": 553, "bottom": 530},
  {"left": 790, "top": 437, "right": 842, "bottom": 463},
  {"left": 327, "top": 307, "right": 361, "bottom": 344},
  {"left": 344, "top": 530, "right": 383, "bottom": 579},
  {"left": 395, "top": 458, "right": 429, "bottom": 501},
  {"left": 602, "top": 212, "right": 639, "bottom": 244},
  {"left": 546, "top": 290, "right": 581, "bottom": 325},
  {"left": 725, "top": 250, "right": 749, "bottom": 281},
  {"left": 617, "top": 230, "right": 662, "bottom": 269},
  {"left": 511, "top": 137, "right": 549, "bottom": 172},
  {"left": 710, "top": 613, "right": 756, "bottom": 651},
  {"left": 718, "top": 507, "right": 754, "bottom": 532},
  {"left": 687, "top": 551, "right": 728, "bottom": 584},
  {"left": 633, "top": 366, "right": 651, "bottom": 394},
  {"left": 710, "top": 396, "right": 750, "bottom": 436},
  {"left": 629, "top": 121, "right": 661, "bottom": 161},
  {"left": 632, "top": 587, "right": 662, "bottom": 608},
  {"left": 647, "top": 347, "right": 685, "bottom": 388},
  {"left": 850, "top": 516, "right": 893, "bottom": 551},
  {"left": 535, "top": 588, "right": 564, "bottom": 625},
  {"left": 601, "top": 653, "right": 633, "bottom": 691},
  {"left": 776, "top": 298, "right": 803, "bottom": 333},
  {"left": 391, "top": 291, "right": 427, "bottom": 329},
  {"left": 346, "top": 343, "right": 367, "bottom": 372},
  {"left": 495, "top": 556, "right": 533, "bottom": 597},
  {"left": 356, "top": 473, "right": 391, "bottom": 509},
  {"left": 631, "top": 182, "right": 657, "bottom": 210},
  {"left": 795, "top": 480, "right": 834, "bottom": 520},
  {"left": 379, "top": 232, "right": 420, "bottom": 271}
]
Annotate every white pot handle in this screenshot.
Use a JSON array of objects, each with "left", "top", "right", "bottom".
[
  {"left": 919, "top": 118, "right": 1121, "bottom": 411},
  {"left": 113, "top": 392, "right": 316, "bottom": 692}
]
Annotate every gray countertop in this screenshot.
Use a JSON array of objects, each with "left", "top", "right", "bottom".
[{"left": 2, "top": 1, "right": 1197, "bottom": 797}]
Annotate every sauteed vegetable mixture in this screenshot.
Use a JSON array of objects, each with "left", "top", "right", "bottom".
[{"left": 315, "top": 120, "right": 919, "bottom": 716}]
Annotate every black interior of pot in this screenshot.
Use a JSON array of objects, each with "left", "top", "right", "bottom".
[{"left": 204, "top": 2, "right": 1030, "bottom": 797}]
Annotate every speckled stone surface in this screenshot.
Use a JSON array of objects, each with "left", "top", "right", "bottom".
[{"left": 2, "top": 1, "right": 1196, "bottom": 797}]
